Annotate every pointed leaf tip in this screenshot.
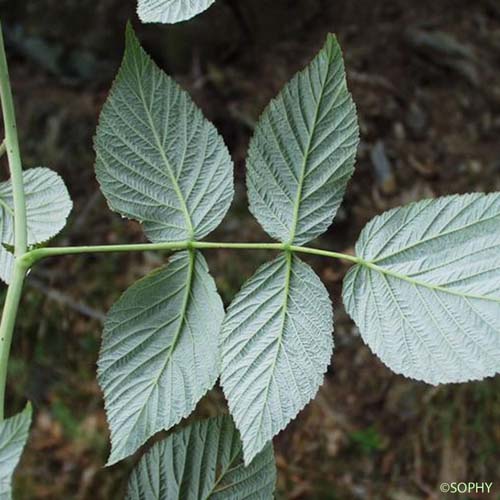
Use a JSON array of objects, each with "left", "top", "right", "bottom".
[
  {"left": 221, "top": 254, "right": 334, "bottom": 463},
  {"left": 94, "top": 26, "right": 234, "bottom": 243},
  {"left": 99, "top": 252, "right": 224, "bottom": 465},
  {"left": 246, "top": 33, "right": 359, "bottom": 246}
]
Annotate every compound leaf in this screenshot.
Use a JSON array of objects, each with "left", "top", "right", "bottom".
[
  {"left": 137, "top": 0, "right": 216, "bottom": 24},
  {"left": 95, "top": 25, "right": 233, "bottom": 243},
  {"left": 343, "top": 193, "right": 500, "bottom": 384},
  {"left": 98, "top": 251, "right": 224, "bottom": 465},
  {"left": 0, "top": 167, "right": 72, "bottom": 284},
  {"left": 0, "top": 403, "right": 32, "bottom": 499},
  {"left": 247, "top": 34, "right": 359, "bottom": 246},
  {"left": 126, "top": 415, "right": 276, "bottom": 499},
  {"left": 221, "top": 254, "right": 333, "bottom": 464}
]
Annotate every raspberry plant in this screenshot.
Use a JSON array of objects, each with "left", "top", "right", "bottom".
[{"left": 0, "top": 18, "right": 499, "bottom": 499}]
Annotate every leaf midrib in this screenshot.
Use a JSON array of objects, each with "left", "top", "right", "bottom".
[
  {"left": 251, "top": 253, "right": 293, "bottom": 455},
  {"left": 361, "top": 260, "right": 500, "bottom": 303},
  {"left": 154, "top": 250, "right": 196, "bottom": 385},
  {"left": 111, "top": 251, "right": 196, "bottom": 462},
  {"left": 371, "top": 211, "right": 500, "bottom": 264},
  {"left": 133, "top": 54, "right": 195, "bottom": 240},
  {"left": 205, "top": 447, "right": 241, "bottom": 498},
  {"left": 288, "top": 45, "right": 332, "bottom": 245}
]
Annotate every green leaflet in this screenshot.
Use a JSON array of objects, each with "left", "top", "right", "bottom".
[
  {"left": 343, "top": 193, "right": 500, "bottom": 384},
  {"left": 221, "top": 254, "right": 333, "bottom": 464},
  {"left": 126, "top": 415, "right": 276, "bottom": 500},
  {"left": 98, "top": 251, "right": 224, "bottom": 465},
  {"left": 94, "top": 25, "right": 233, "bottom": 243},
  {"left": 137, "top": 0, "right": 216, "bottom": 24},
  {"left": 0, "top": 403, "right": 32, "bottom": 499},
  {"left": 219, "top": 34, "right": 357, "bottom": 464},
  {"left": 246, "top": 34, "right": 359, "bottom": 246},
  {"left": 0, "top": 167, "right": 72, "bottom": 283}
]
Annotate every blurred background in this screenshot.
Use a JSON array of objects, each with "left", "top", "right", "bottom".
[{"left": 1, "top": 0, "right": 500, "bottom": 498}]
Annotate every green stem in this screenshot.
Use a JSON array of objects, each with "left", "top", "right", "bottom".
[
  {"left": 0, "top": 138, "right": 5, "bottom": 158},
  {"left": 288, "top": 245, "right": 359, "bottom": 264},
  {"left": 0, "top": 262, "right": 26, "bottom": 420},
  {"left": 21, "top": 240, "right": 359, "bottom": 267},
  {"left": 0, "top": 20, "right": 28, "bottom": 421},
  {"left": 0, "top": 22, "right": 27, "bottom": 256}
]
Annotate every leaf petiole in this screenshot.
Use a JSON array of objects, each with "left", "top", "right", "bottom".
[{"left": 20, "top": 240, "right": 360, "bottom": 268}]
